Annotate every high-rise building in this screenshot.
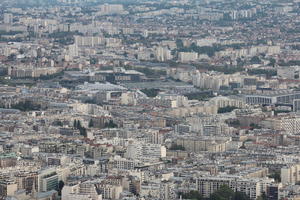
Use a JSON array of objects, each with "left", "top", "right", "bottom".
[
  {"left": 0, "top": 178, "right": 18, "bottom": 198},
  {"left": 261, "top": 116, "right": 300, "bottom": 135},
  {"left": 281, "top": 164, "right": 300, "bottom": 185},
  {"left": 155, "top": 46, "right": 172, "bottom": 62},
  {"left": 15, "top": 172, "right": 38, "bottom": 194},
  {"left": 125, "top": 141, "right": 166, "bottom": 162},
  {"left": 62, "top": 182, "right": 102, "bottom": 200},
  {"left": 38, "top": 169, "right": 59, "bottom": 192},
  {"left": 267, "top": 183, "right": 282, "bottom": 200},
  {"left": 100, "top": 4, "right": 124, "bottom": 14},
  {"left": 3, "top": 13, "right": 13, "bottom": 24}
]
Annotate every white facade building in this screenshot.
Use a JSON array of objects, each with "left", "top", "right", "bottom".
[{"left": 178, "top": 52, "right": 198, "bottom": 63}]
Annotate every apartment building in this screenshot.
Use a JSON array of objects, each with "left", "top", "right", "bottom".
[{"left": 196, "top": 176, "right": 273, "bottom": 200}]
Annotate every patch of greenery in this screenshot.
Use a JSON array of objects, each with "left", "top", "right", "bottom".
[
  {"left": 210, "top": 185, "right": 250, "bottom": 200},
  {"left": 0, "top": 30, "right": 23, "bottom": 35},
  {"left": 274, "top": 110, "right": 291, "bottom": 115},
  {"left": 7, "top": 100, "right": 41, "bottom": 111},
  {"left": 250, "top": 123, "right": 262, "bottom": 129},
  {"left": 179, "top": 185, "right": 251, "bottom": 200},
  {"left": 226, "top": 119, "right": 241, "bottom": 127},
  {"left": 52, "top": 120, "right": 63, "bottom": 127},
  {"left": 37, "top": 71, "right": 64, "bottom": 80},
  {"left": 268, "top": 171, "right": 281, "bottom": 182},
  {"left": 177, "top": 42, "right": 245, "bottom": 58},
  {"left": 247, "top": 69, "right": 277, "bottom": 78},
  {"left": 250, "top": 56, "right": 261, "bottom": 64},
  {"left": 141, "top": 88, "right": 160, "bottom": 97},
  {"left": 49, "top": 31, "right": 82, "bottom": 45},
  {"left": 124, "top": 65, "right": 166, "bottom": 78},
  {"left": 184, "top": 91, "right": 214, "bottom": 101},
  {"left": 218, "top": 106, "right": 237, "bottom": 113},
  {"left": 279, "top": 60, "right": 300, "bottom": 66},
  {"left": 88, "top": 119, "right": 94, "bottom": 128},
  {"left": 178, "top": 43, "right": 222, "bottom": 57},
  {"left": 179, "top": 191, "right": 202, "bottom": 200},
  {"left": 73, "top": 120, "right": 87, "bottom": 137},
  {"left": 194, "top": 64, "right": 244, "bottom": 74},
  {"left": 104, "top": 120, "right": 118, "bottom": 128},
  {"left": 169, "top": 144, "right": 185, "bottom": 151}
]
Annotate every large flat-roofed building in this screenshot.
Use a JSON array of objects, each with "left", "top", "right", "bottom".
[
  {"left": 175, "top": 136, "right": 229, "bottom": 153},
  {"left": 196, "top": 176, "right": 273, "bottom": 200},
  {"left": 261, "top": 116, "right": 300, "bottom": 134},
  {"left": 244, "top": 90, "right": 300, "bottom": 105},
  {"left": 281, "top": 164, "right": 300, "bottom": 185},
  {"left": 65, "top": 68, "right": 144, "bottom": 83},
  {"left": 75, "top": 82, "right": 127, "bottom": 92},
  {"left": 0, "top": 178, "right": 18, "bottom": 197},
  {"left": 38, "top": 169, "right": 58, "bottom": 192}
]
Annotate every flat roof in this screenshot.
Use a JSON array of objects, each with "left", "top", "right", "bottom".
[{"left": 245, "top": 90, "right": 300, "bottom": 97}]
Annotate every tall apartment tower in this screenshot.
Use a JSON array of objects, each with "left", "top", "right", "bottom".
[{"left": 4, "top": 13, "right": 13, "bottom": 24}]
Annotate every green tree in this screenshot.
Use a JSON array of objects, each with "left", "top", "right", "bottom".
[
  {"left": 38, "top": 71, "right": 64, "bottom": 80},
  {"left": 53, "top": 120, "right": 63, "bottom": 127},
  {"left": 232, "top": 192, "right": 250, "bottom": 200},
  {"left": 124, "top": 65, "right": 166, "bottom": 78},
  {"left": 250, "top": 123, "right": 262, "bottom": 129},
  {"left": 226, "top": 119, "right": 240, "bottom": 127},
  {"left": 77, "top": 120, "right": 81, "bottom": 129},
  {"left": 141, "top": 88, "right": 160, "bottom": 97},
  {"left": 223, "top": 13, "right": 232, "bottom": 21},
  {"left": 218, "top": 106, "right": 237, "bottom": 113},
  {"left": 73, "top": 120, "right": 77, "bottom": 128},
  {"left": 256, "top": 193, "right": 267, "bottom": 200},
  {"left": 176, "top": 39, "right": 184, "bottom": 49},
  {"left": 169, "top": 144, "right": 185, "bottom": 151},
  {"left": 90, "top": 57, "right": 98, "bottom": 65},
  {"left": 57, "top": 180, "right": 64, "bottom": 196},
  {"left": 9, "top": 100, "right": 41, "bottom": 111},
  {"left": 19, "top": 49, "right": 25, "bottom": 54},
  {"left": 79, "top": 127, "right": 87, "bottom": 137},
  {"left": 208, "top": 185, "right": 251, "bottom": 200},
  {"left": 73, "top": 120, "right": 87, "bottom": 137},
  {"left": 247, "top": 69, "right": 277, "bottom": 78},
  {"left": 269, "top": 58, "right": 276, "bottom": 67},
  {"left": 185, "top": 91, "right": 214, "bottom": 101},
  {"left": 250, "top": 56, "right": 261, "bottom": 64},
  {"left": 268, "top": 171, "right": 281, "bottom": 182},
  {"left": 194, "top": 64, "right": 244, "bottom": 75},
  {"left": 7, "top": 53, "right": 16, "bottom": 61},
  {"left": 88, "top": 119, "right": 94, "bottom": 128},
  {"left": 210, "top": 185, "right": 234, "bottom": 200},
  {"left": 180, "top": 190, "right": 202, "bottom": 200},
  {"left": 105, "top": 120, "right": 118, "bottom": 128}
]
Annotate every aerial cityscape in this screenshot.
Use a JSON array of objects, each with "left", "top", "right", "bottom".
[{"left": 1, "top": 0, "right": 300, "bottom": 199}]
